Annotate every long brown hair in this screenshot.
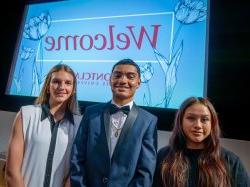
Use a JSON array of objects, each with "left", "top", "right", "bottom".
[
  {"left": 35, "top": 64, "right": 80, "bottom": 114},
  {"left": 161, "top": 97, "right": 231, "bottom": 187}
]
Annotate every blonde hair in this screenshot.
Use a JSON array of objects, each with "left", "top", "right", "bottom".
[{"left": 35, "top": 64, "right": 80, "bottom": 114}]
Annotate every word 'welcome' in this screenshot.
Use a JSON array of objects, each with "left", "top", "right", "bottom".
[{"left": 44, "top": 25, "right": 161, "bottom": 51}]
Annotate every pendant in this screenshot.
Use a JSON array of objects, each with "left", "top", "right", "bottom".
[{"left": 115, "top": 130, "right": 119, "bottom": 137}]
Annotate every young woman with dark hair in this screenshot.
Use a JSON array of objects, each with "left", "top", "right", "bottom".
[{"left": 153, "top": 97, "right": 250, "bottom": 187}]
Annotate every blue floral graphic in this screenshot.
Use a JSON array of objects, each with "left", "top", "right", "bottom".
[
  {"left": 171, "top": 0, "right": 207, "bottom": 55},
  {"left": 14, "top": 47, "right": 34, "bottom": 93},
  {"left": 139, "top": 63, "right": 154, "bottom": 105},
  {"left": 154, "top": 42, "right": 183, "bottom": 107},
  {"left": 140, "top": 63, "right": 154, "bottom": 83},
  {"left": 175, "top": 0, "right": 207, "bottom": 24},
  {"left": 20, "top": 46, "right": 35, "bottom": 60},
  {"left": 22, "top": 11, "right": 51, "bottom": 96},
  {"left": 23, "top": 12, "right": 51, "bottom": 40},
  {"left": 146, "top": 0, "right": 207, "bottom": 107}
]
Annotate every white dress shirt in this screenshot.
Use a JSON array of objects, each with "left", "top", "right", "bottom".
[{"left": 109, "top": 100, "right": 133, "bottom": 157}]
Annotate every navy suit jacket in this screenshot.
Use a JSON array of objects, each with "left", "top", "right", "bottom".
[{"left": 70, "top": 102, "right": 158, "bottom": 187}]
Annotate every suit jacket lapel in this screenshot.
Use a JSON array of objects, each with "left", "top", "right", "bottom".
[
  {"left": 111, "top": 103, "right": 139, "bottom": 161},
  {"left": 103, "top": 102, "right": 111, "bottom": 158}
]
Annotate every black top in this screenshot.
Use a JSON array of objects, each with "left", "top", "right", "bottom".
[{"left": 153, "top": 146, "right": 250, "bottom": 187}]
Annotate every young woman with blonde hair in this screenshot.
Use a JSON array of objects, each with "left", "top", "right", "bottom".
[{"left": 6, "top": 64, "right": 82, "bottom": 187}]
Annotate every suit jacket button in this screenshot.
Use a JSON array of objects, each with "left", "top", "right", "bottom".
[{"left": 102, "top": 177, "right": 108, "bottom": 183}]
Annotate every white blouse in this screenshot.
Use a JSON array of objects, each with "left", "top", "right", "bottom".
[{"left": 20, "top": 105, "right": 82, "bottom": 187}]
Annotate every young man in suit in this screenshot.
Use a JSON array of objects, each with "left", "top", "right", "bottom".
[{"left": 70, "top": 59, "right": 158, "bottom": 187}]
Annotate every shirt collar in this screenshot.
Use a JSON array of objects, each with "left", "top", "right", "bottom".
[
  {"left": 41, "top": 103, "right": 74, "bottom": 125},
  {"left": 111, "top": 100, "right": 134, "bottom": 110}
]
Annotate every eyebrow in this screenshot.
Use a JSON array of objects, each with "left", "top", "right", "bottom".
[
  {"left": 186, "top": 113, "right": 210, "bottom": 117},
  {"left": 112, "top": 71, "right": 138, "bottom": 75},
  {"left": 51, "top": 77, "right": 73, "bottom": 81}
]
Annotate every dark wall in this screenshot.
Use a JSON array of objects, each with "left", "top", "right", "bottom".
[
  {"left": 0, "top": 0, "right": 249, "bottom": 140},
  {"left": 207, "top": 1, "right": 250, "bottom": 140}
]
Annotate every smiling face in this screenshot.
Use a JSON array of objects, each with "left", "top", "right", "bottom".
[
  {"left": 182, "top": 103, "right": 212, "bottom": 149},
  {"left": 49, "top": 70, "right": 74, "bottom": 106},
  {"left": 110, "top": 64, "right": 141, "bottom": 105}
]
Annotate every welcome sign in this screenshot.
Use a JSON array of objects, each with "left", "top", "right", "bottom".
[
  {"left": 6, "top": 0, "right": 208, "bottom": 109},
  {"left": 42, "top": 13, "right": 173, "bottom": 60}
]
